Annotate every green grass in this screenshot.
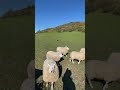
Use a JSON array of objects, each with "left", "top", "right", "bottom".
[
  {"left": 86, "top": 13, "right": 120, "bottom": 90},
  {"left": 0, "top": 15, "right": 34, "bottom": 89},
  {"left": 35, "top": 32, "right": 85, "bottom": 90},
  {"left": 86, "top": 13, "right": 120, "bottom": 60}
]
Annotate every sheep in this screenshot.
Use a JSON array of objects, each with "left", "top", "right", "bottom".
[
  {"left": 108, "top": 52, "right": 120, "bottom": 67},
  {"left": 20, "top": 78, "right": 35, "bottom": 90},
  {"left": 43, "top": 58, "right": 59, "bottom": 90},
  {"left": 56, "top": 46, "right": 69, "bottom": 57},
  {"left": 69, "top": 51, "right": 85, "bottom": 64},
  {"left": 46, "top": 51, "right": 63, "bottom": 62},
  {"left": 80, "top": 48, "right": 85, "bottom": 54},
  {"left": 86, "top": 60, "right": 120, "bottom": 90},
  {"left": 27, "top": 60, "right": 35, "bottom": 78}
]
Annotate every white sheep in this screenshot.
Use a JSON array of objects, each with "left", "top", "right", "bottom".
[
  {"left": 46, "top": 51, "right": 63, "bottom": 62},
  {"left": 43, "top": 58, "right": 59, "bottom": 90},
  {"left": 69, "top": 51, "right": 85, "bottom": 64},
  {"left": 56, "top": 46, "right": 69, "bottom": 57},
  {"left": 86, "top": 60, "right": 120, "bottom": 90},
  {"left": 27, "top": 60, "right": 35, "bottom": 78},
  {"left": 80, "top": 48, "right": 85, "bottom": 54},
  {"left": 20, "top": 78, "right": 35, "bottom": 90}
]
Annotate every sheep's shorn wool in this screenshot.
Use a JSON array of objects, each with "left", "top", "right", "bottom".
[
  {"left": 46, "top": 51, "right": 62, "bottom": 61},
  {"left": 70, "top": 50, "right": 85, "bottom": 64},
  {"left": 86, "top": 60, "right": 120, "bottom": 90},
  {"left": 43, "top": 58, "right": 59, "bottom": 90}
]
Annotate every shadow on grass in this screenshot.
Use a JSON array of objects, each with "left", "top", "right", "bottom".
[
  {"left": 35, "top": 69, "right": 43, "bottom": 79},
  {"left": 35, "top": 69, "right": 43, "bottom": 90},
  {"left": 58, "top": 64, "right": 62, "bottom": 78},
  {"left": 62, "top": 68, "right": 76, "bottom": 90},
  {"left": 59, "top": 57, "right": 64, "bottom": 62}
]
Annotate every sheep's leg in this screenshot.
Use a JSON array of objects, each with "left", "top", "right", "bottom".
[
  {"left": 103, "top": 81, "right": 109, "bottom": 90},
  {"left": 51, "top": 82, "right": 54, "bottom": 90},
  {"left": 78, "top": 60, "right": 81, "bottom": 64},
  {"left": 69, "top": 58, "right": 72, "bottom": 62},
  {"left": 72, "top": 59, "right": 74, "bottom": 64},
  {"left": 46, "top": 82, "right": 48, "bottom": 87},
  {"left": 87, "top": 78, "right": 93, "bottom": 88}
]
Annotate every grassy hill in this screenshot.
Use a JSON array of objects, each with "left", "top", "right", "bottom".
[
  {"left": 35, "top": 32, "right": 85, "bottom": 90},
  {"left": 0, "top": 15, "right": 34, "bottom": 89},
  {"left": 36, "top": 22, "right": 85, "bottom": 33}
]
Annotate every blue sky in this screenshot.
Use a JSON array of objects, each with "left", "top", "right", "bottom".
[
  {"left": 0, "top": 0, "right": 34, "bottom": 16},
  {"left": 35, "top": 0, "right": 85, "bottom": 32}
]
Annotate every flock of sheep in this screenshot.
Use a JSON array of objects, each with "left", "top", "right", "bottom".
[
  {"left": 43, "top": 46, "right": 85, "bottom": 90},
  {"left": 20, "top": 46, "right": 120, "bottom": 90}
]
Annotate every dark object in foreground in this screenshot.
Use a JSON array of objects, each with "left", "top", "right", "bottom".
[{"left": 62, "top": 68, "right": 76, "bottom": 90}]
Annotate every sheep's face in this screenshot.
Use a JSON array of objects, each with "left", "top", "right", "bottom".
[
  {"left": 57, "top": 52, "right": 63, "bottom": 57},
  {"left": 48, "top": 64, "right": 55, "bottom": 73}
]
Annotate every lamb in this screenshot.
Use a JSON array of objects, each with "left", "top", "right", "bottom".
[
  {"left": 20, "top": 78, "right": 35, "bottom": 90},
  {"left": 69, "top": 51, "right": 85, "bottom": 64},
  {"left": 43, "top": 58, "right": 59, "bottom": 90},
  {"left": 56, "top": 46, "right": 69, "bottom": 57},
  {"left": 27, "top": 60, "right": 35, "bottom": 78},
  {"left": 86, "top": 60, "right": 120, "bottom": 90}
]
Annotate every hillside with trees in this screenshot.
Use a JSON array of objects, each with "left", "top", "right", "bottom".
[
  {"left": 86, "top": 0, "right": 120, "bottom": 15},
  {"left": 36, "top": 22, "right": 85, "bottom": 33},
  {"left": 0, "top": 5, "right": 34, "bottom": 18}
]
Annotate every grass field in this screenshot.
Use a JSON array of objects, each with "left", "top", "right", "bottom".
[
  {"left": 35, "top": 32, "right": 85, "bottom": 90},
  {"left": 0, "top": 15, "right": 34, "bottom": 89},
  {"left": 86, "top": 13, "right": 120, "bottom": 60}
]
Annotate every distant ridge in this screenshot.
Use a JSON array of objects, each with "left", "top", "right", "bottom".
[
  {"left": 36, "top": 22, "right": 85, "bottom": 33},
  {"left": 1, "top": 5, "right": 34, "bottom": 18}
]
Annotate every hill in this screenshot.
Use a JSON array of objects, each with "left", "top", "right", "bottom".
[
  {"left": 36, "top": 22, "right": 85, "bottom": 33},
  {"left": 86, "top": 0, "right": 120, "bottom": 15},
  {"left": 0, "top": 5, "right": 34, "bottom": 18}
]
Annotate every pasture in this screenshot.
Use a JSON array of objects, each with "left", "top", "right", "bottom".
[
  {"left": 0, "top": 15, "right": 34, "bottom": 89},
  {"left": 35, "top": 32, "right": 85, "bottom": 90}
]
